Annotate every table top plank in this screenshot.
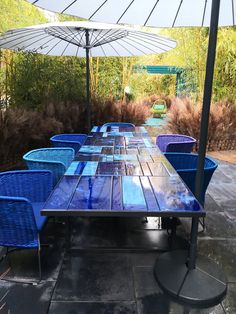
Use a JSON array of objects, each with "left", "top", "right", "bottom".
[
  {"left": 42, "top": 125, "right": 205, "bottom": 218},
  {"left": 69, "top": 176, "right": 112, "bottom": 211}
]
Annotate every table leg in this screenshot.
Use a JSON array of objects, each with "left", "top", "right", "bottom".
[
  {"left": 66, "top": 217, "right": 71, "bottom": 251},
  {"left": 154, "top": 217, "right": 227, "bottom": 307}
]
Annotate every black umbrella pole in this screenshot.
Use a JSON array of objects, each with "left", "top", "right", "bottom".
[
  {"left": 85, "top": 30, "right": 91, "bottom": 132},
  {"left": 194, "top": 0, "right": 220, "bottom": 204},
  {"left": 189, "top": 0, "right": 220, "bottom": 271}
]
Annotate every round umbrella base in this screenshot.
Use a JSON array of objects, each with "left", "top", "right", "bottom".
[{"left": 154, "top": 250, "right": 227, "bottom": 308}]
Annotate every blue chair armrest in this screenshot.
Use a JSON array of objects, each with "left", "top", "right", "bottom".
[
  {"left": 0, "top": 170, "right": 53, "bottom": 202},
  {"left": 0, "top": 196, "right": 39, "bottom": 248}
]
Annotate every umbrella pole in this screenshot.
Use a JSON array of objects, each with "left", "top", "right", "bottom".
[
  {"left": 85, "top": 29, "right": 91, "bottom": 132},
  {"left": 189, "top": 0, "right": 221, "bottom": 270},
  {"left": 155, "top": 0, "right": 226, "bottom": 306}
]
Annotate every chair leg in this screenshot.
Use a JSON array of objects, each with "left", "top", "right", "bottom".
[
  {"left": 198, "top": 217, "right": 206, "bottom": 232},
  {"left": 0, "top": 247, "right": 9, "bottom": 262},
  {"left": 168, "top": 217, "right": 177, "bottom": 249},
  {"left": 142, "top": 217, "right": 148, "bottom": 223},
  {"left": 37, "top": 236, "right": 42, "bottom": 283}
]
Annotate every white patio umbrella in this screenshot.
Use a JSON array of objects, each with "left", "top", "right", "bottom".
[
  {"left": 27, "top": 0, "right": 235, "bottom": 27},
  {"left": 0, "top": 21, "right": 176, "bottom": 130}
]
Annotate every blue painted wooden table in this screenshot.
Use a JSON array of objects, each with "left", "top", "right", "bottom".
[
  {"left": 41, "top": 126, "right": 227, "bottom": 307},
  {"left": 42, "top": 126, "right": 205, "bottom": 218}
]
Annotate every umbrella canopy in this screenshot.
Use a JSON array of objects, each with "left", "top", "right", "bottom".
[
  {"left": 0, "top": 21, "right": 176, "bottom": 57},
  {"left": 27, "top": 0, "right": 235, "bottom": 27},
  {"left": 0, "top": 21, "right": 176, "bottom": 130}
]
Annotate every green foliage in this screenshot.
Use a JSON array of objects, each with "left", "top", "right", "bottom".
[
  {"left": 213, "top": 27, "right": 236, "bottom": 101},
  {"left": 0, "top": 0, "right": 47, "bottom": 33},
  {"left": 1, "top": 1, "right": 236, "bottom": 109},
  {"left": 7, "top": 52, "right": 86, "bottom": 109}
]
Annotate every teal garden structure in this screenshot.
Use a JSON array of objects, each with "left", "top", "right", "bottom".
[{"left": 133, "top": 65, "right": 186, "bottom": 96}]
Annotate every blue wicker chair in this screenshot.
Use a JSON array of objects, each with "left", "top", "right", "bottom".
[
  {"left": 102, "top": 122, "right": 135, "bottom": 130},
  {"left": 164, "top": 153, "right": 218, "bottom": 204},
  {"left": 156, "top": 134, "right": 196, "bottom": 153},
  {"left": 23, "top": 148, "right": 74, "bottom": 186},
  {"left": 50, "top": 134, "right": 87, "bottom": 154},
  {"left": 0, "top": 170, "right": 53, "bottom": 281}
]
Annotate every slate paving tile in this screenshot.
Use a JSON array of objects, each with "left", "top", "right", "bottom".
[
  {"left": 52, "top": 253, "right": 135, "bottom": 301},
  {"left": 48, "top": 301, "right": 137, "bottom": 314},
  {"left": 198, "top": 211, "right": 236, "bottom": 238},
  {"left": 204, "top": 194, "right": 224, "bottom": 213},
  {"left": 224, "top": 210, "right": 236, "bottom": 221},
  {"left": 0, "top": 281, "right": 54, "bottom": 314},
  {"left": 218, "top": 164, "right": 236, "bottom": 181},
  {"left": 209, "top": 169, "right": 232, "bottom": 184},
  {"left": 0, "top": 240, "right": 64, "bottom": 282},
  {"left": 222, "top": 283, "right": 236, "bottom": 313},
  {"left": 71, "top": 217, "right": 129, "bottom": 248},
  {"left": 207, "top": 182, "right": 236, "bottom": 210},
  {"left": 71, "top": 217, "right": 171, "bottom": 251},
  {"left": 131, "top": 253, "right": 160, "bottom": 268},
  {"left": 198, "top": 239, "right": 236, "bottom": 282},
  {"left": 134, "top": 267, "right": 225, "bottom": 314}
]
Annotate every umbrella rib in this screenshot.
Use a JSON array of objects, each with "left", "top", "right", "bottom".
[
  {"left": 172, "top": 0, "right": 183, "bottom": 27},
  {"left": 48, "top": 26, "right": 86, "bottom": 48},
  {"left": 89, "top": 0, "right": 109, "bottom": 19},
  {"left": 122, "top": 38, "right": 157, "bottom": 54},
  {"left": 92, "top": 29, "right": 117, "bottom": 46},
  {"left": 129, "top": 32, "right": 175, "bottom": 50},
  {"left": 89, "top": 29, "right": 97, "bottom": 46},
  {"left": 76, "top": 45, "right": 80, "bottom": 57},
  {"left": 99, "top": 44, "right": 107, "bottom": 57},
  {"left": 51, "top": 26, "right": 77, "bottom": 44},
  {"left": 232, "top": 0, "right": 235, "bottom": 25},
  {"left": 202, "top": 0, "right": 208, "bottom": 26},
  {"left": 144, "top": 0, "right": 160, "bottom": 26},
  {"left": 61, "top": 0, "right": 78, "bottom": 14},
  {"left": 117, "top": 38, "right": 147, "bottom": 55},
  {"left": 61, "top": 32, "right": 80, "bottom": 56},
  {"left": 107, "top": 42, "right": 121, "bottom": 57},
  {"left": 93, "top": 29, "right": 128, "bottom": 47},
  {"left": 1, "top": 33, "right": 54, "bottom": 51},
  {"left": 79, "top": 29, "right": 87, "bottom": 47},
  {"left": 45, "top": 38, "right": 65, "bottom": 55},
  {"left": 90, "top": 29, "right": 104, "bottom": 46},
  {"left": 127, "top": 30, "right": 176, "bottom": 44},
  {"left": 17, "top": 35, "right": 60, "bottom": 51},
  {"left": 72, "top": 28, "right": 86, "bottom": 47},
  {"left": 121, "top": 35, "right": 168, "bottom": 53},
  {"left": 0, "top": 29, "right": 48, "bottom": 46},
  {"left": 117, "top": 0, "right": 135, "bottom": 23},
  {"left": 111, "top": 40, "right": 134, "bottom": 55},
  {"left": 66, "top": 26, "right": 81, "bottom": 46}
]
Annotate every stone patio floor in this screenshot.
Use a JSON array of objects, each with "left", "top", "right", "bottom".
[{"left": 0, "top": 159, "right": 235, "bottom": 314}]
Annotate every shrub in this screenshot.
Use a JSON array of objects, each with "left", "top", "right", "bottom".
[
  {"left": 166, "top": 97, "right": 236, "bottom": 151},
  {"left": 91, "top": 98, "right": 150, "bottom": 126},
  {"left": 0, "top": 108, "right": 62, "bottom": 167},
  {"left": 44, "top": 101, "right": 87, "bottom": 133},
  {"left": 0, "top": 97, "right": 150, "bottom": 168},
  {"left": 140, "top": 94, "right": 173, "bottom": 109}
]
